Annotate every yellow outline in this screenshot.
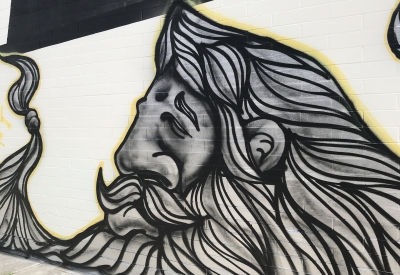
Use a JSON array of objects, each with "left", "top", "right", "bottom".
[
  {"left": 70, "top": 1, "right": 400, "bottom": 237},
  {"left": 0, "top": 106, "right": 12, "bottom": 129},
  {"left": 0, "top": 54, "right": 105, "bottom": 240},
  {"left": 2, "top": 0, "right": 400, "bottom": 240},
  {"left": 0, "top": 132, "right": 4, "bottom": 147}
]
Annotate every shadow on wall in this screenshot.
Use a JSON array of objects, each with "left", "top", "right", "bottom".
[
  {"left": 0, "top": 1, "right": 400, "bottom": 275},
  {"left": 0, "top": 0, "right": 212, "bottom": 53}
]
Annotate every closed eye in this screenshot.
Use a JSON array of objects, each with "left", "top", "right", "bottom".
[
  {"left": 160, "top": 112, "right": 192, "bottom": 139},
  {"left": 174, "top": 91, "right": 200, "bottom": 131}
]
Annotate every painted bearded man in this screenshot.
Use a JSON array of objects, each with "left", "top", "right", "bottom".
[{"left": 0, "top": 2, "right": 400, "bottom": 275}]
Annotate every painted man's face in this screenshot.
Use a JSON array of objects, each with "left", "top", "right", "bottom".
[{"left": 115, "top": 65, "right": 216, "bottom": 195}]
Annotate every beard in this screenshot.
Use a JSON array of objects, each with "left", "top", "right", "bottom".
[
  {"left": 61, "top": 167, "right": 269, "bottom": 275},
  {"left": 96, "top": 168, "right": 202, "bottom": 237}
]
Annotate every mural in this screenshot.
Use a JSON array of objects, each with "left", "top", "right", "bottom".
[{"left": 1, "top": 2, "right": 400, "bottom": 275}]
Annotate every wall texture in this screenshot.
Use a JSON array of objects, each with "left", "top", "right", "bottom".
[{"left": 0, "top": 0, "right": 400, "bottom": 274}]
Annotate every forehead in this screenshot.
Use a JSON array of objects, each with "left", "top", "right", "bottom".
[
  {"left": 149, "top": 66, "right": 205, "bottom": 102},
  {"left": 152, "top": 68, "right": 182, "bottom": 92}
]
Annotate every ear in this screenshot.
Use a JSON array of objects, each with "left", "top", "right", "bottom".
[{"left": 244, "top": 119, "right": 286, "bottom": 172}]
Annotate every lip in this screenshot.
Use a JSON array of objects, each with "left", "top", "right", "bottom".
[
  {"left": 102, "top": 168, "right": 179, "bottom": 192},
  {"left": 152, "top": 151, "right": 182, "bottom": 190},
  {"left": 129, "top": 169, "right": 178, "bottom": 191},
  {"left": 97, "top": 167, "right": 184, "bottom": 214}
]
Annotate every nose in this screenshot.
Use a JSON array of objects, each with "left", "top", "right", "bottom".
[{"left": 115, "top": 107, "right": 180, "bottom": 189}]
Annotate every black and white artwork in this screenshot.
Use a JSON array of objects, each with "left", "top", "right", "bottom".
[{"left": 1, "top": 2, "right": 400, "bottom": 275}]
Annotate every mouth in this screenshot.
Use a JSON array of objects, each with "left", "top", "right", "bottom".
[
  {"left": 96, "top": 168, "right": 143, "bottom": 215},
  {"left": 96, "top": 167, "right": 184, "bottom": 216},
  {"left": 97, "top": 167, "right": 197, "bottom": 233},
  {"left": 152, "top": 150, "right": 183, "bottom": 191}
]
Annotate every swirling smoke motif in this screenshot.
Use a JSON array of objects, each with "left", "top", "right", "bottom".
[
  {"left": 0, "top": 55, "right": 57, "bottom": 258},
  {"left": 0, "top": 2, "right": 400, "bottom": 275}
]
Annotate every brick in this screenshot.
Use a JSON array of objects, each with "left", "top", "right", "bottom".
[
  {"left": 270, "top": 24, "right": 302, "bottom": 39},
  {"left": 364, "top": 77, "right": 400, "bottom": 94},
  {"left": 215, "top": 4, "right": 248, "bottom": 19},
  {"left": 364, "top": 45, "right": 393, "bottom": 62},
  {"left": 302, "top": 15, "right": 363, "bottom": 37},
  {"left": 364, "top": 110, "right": 400, "bottom": 127},
  {"left": 273, "top": 4, "right": 330, "bottom": 26},
  {"left": 338, "top": 61, "right": 397, "bottom": 79},
  {"left": 301, "top": 0, "right": 345, "bottom": 7},
  {"left": 364, "top": 11, "right": 393, "bottom": 30},
  {"left": 247, "top": 0, "right": 300, "bottom": 17},
  {"left": 299, "top": 35, "right": 329, "bottom": 51},
  {"left": 329, "top": 29, "right": 384, "bottom": 49},
  {"left": 330, "top": 0, "right": 396, "bottom": 18},
  {"left": 323, "top": 47, "right": 364, "bottom": 64}
]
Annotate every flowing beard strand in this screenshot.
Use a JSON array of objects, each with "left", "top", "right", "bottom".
[{"left": 96, "top": 168, "right": 200, "bottom": 234}]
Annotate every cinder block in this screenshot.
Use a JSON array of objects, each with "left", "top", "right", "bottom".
[
  {"left": 329, "top": 0, "right": 395, "bottom": 18},
  {"left": 302, "top": 15, "right": 363, "bottom": 37},
  {"left": 273, "top": 4, "right": 330, "bottom": 26},
  {"left": 301, "top": 0, "right": 345, "bottom": 7},
  {"left": 336, "top": 61, "right": 397, "bottom": 79},
  {"left": 215, "top": 4, "right": 248, "bottom": 20},
  {"left": 364, "top": 11, "right": 393, "bottom": 30},
  {"left": 248, "top": 0, "right": 300, "bottom": 17},
  {"left": 329, "top": 29, "right": 383, "bottom": 49}
]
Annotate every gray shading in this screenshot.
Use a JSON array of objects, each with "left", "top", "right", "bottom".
[
  {"left": 0, "top": 55, "right": 55, "bottom": 257},
  {"left": 1, "top": 2, "right": 400, "bottom": 275}
]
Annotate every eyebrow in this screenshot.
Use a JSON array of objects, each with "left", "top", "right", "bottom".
[{"left": 174, "top": 91, "right": 200, "bottom": 131}]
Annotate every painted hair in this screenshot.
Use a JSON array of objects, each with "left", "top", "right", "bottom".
[
  {"left": 0, "top": 55, "right": 58, "bottom": 257},
  {"left": 155, "top": 3, "right": 400, "bottom": 274},
  {"left": 1, "top": 3, "right": 399, "bottom": 275}
]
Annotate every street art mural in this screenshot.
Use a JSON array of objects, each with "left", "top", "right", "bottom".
[{"left": 1, "top": 1, "right": 400, "bottom": 275}]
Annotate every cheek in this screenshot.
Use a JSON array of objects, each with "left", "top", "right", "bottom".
[
  {"left": 174, "top": 126, "right": 216, "bottom": 164},
  {"left": 191, "top": 108, "right": 216, "bottom": 160},
  {"left": 181, "top": 119, "right": 216, "bottom": 179}
]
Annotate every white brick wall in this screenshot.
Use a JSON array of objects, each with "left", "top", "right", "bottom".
[{"left": 0, "top": 0, "right": 399, "bottom": 251}]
